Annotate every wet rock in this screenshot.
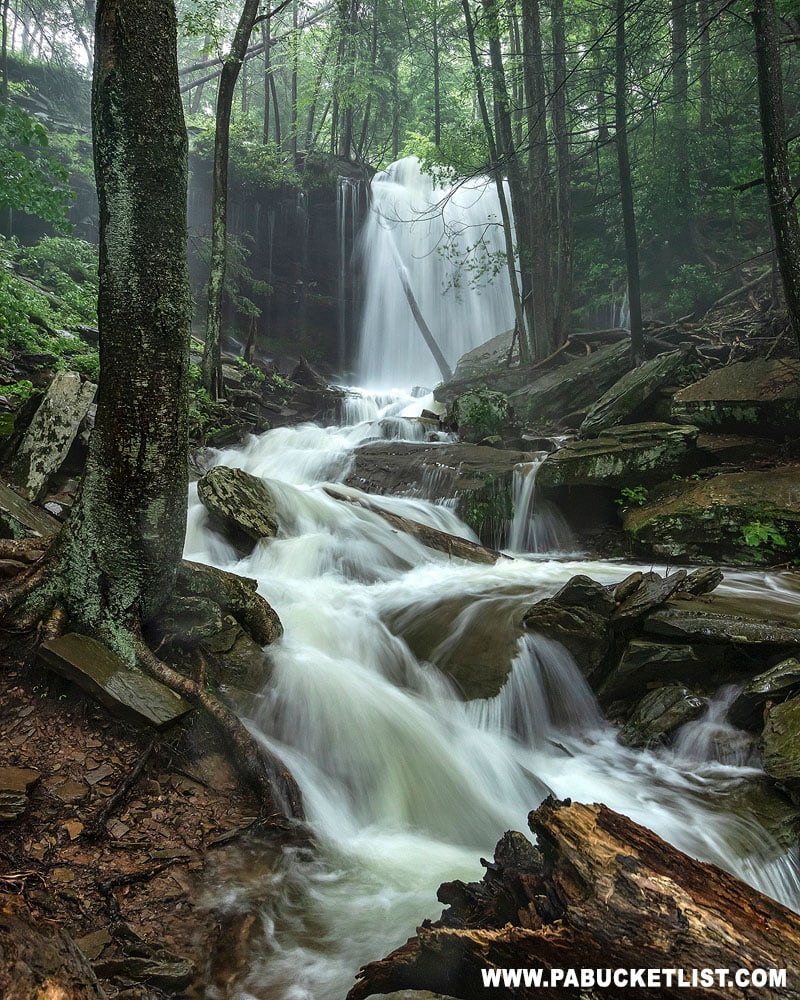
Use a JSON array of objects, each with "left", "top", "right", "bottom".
[
  {"left": 177, "top": 560, "right": 283, "bottom": 646},
  {"left": 618, "top": 684, "right": 706, "bottom": 747},
  {"left": 0, "top": 766, "right": 40, "bottom": 822},
  {"left": 729, "top": 658, "right": 800, "bottom": 730},
  {"left": 598, "top": 640, "right": 724, "bottom": 705},
  {"left": 642, "top": 600, "right": 800, "bottom": 646},
  {"left": 622, "top": 466, "right": 800, "bottom": 564},
  {"left": 671, "top": 357, "right": 800, "bottom": 440},
  {"left": 696, "top": 432, "right": 781, "bottom": 466},
  {"left": 536, "top": 422, "right": 700, "bottom": 492},
  {"left": 761, "top": 696, "right": 800, "bottom": 783},
  {"left": 522, "top": 576, "right": 614, "bottom": 682},
  {"left": 507, "top": 340, "right": 631, "bottom": 424},
  {"left": 38, "top": 633, "right": 193, "bottom": 730},
  {"left": 580, "top": 349, "right": 694, "bottom": 438},
  {"left": 10, "top": 371, "right": 96, "bottom": 501},
  {"left": 0, "top": 893, "right": 108, "bottom": 998},
  {"left": 681, "top": 566, "right": 724, "bottom": 596},
  {"left": 451, "top": 388, "right": 514, "bottom": 443},
  {"left": 0, "top": 480, "right": 61, "bottom": 539},
  {"left": 197, "top": 465, "right": 280, "bottom": 551},
  {"left": 612, "top": 569, "right": 687, "bottom": 622},
  {"left": 345, "top": 440, "right": 530, "bottom": 546},
  {"left": 93, "top": 927, "right": 194, "bottom": 992},
  {"left": 202, "top": 615, "right": 274, "bottom": 696},
  {"left": 150, "top": 595, "right": 225, "bottom": 647}
]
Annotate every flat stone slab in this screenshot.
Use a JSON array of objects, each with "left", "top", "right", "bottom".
[
  {"left": 10, "top": 371, "right": 96, "bottom": 501},
  {"left": 0, "top": 767, "right": 40, "bottom": 822},
  {"left": 38, "top": 634, "right": 192, "bottom": 730},
  {"left": 536, "top": 422, "right": 700, "bottom": 491},
  {"left": 671, "top": 357, "right": 800, "bottom": 439},
  {"left": 0, "top": 480, "right": 61, "bottom": 538},
  {"left": 642, "top": 603, "right": 800, "bottom": 646}
]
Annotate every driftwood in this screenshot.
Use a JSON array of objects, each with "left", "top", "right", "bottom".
[
  {"left": 348, "top": 798, "right": 800, "bottom": 1000},
  {"left": 323, "top": 486, "right": 507, "bottom": 565}
]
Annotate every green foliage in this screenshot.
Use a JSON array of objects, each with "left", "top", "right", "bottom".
[
  {"left": 235, "top": 357, "right": 266, "bottom": 385},
  {"left": 0, "top": 379, "right": 34, "bottom": 404},
  {"left": 616, "top": 485, "right": 649, "bottom": 508},
  {"left": 15, "top": 237, "right": 98, "bottom": 319},
  {"left": 402, "top": 122, "right": 490, "bottom": 181},
  {"left": 741, "top": 521, "right": 787, "bottom": 552},
  {"left": 666, "top": 264, "right": 723, "bottom": 317},
  {"left": 189, "top": 118, "right": 301, "bottom": 192},
  {"left": 452, "top": 387, "right": 511, "bottom": 439},
  {"left": 0, "top": 103, "right": 73, "bottom": 227}
]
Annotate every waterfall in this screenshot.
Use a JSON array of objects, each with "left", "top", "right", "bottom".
[
  {"left": 355, "top": 157, "right": 515, "bottom": 390},
  {"left": 508, "top": 460, "right": 574, "bottom": 554},
  {"left": 336, "top": 176, "right": 362, "bottom": 374},
  {"left": 186, "top": 393, "right": 800, "bottom": 998}
]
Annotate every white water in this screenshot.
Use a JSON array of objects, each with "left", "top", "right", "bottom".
[
  {"left": 186, "top": 394, "right": 800, "bottom": 1000},
  {"left": 355, "top": 157, "right": 515, "bottom": 390}
]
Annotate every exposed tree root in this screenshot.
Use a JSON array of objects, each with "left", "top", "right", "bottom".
[
  {"left": 0, "top": 551, "right": 305, "bottom": 826},
  {"left": 132, "top": 629, "right": 304, "bottom": 821}
]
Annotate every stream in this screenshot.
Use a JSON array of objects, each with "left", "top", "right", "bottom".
[{"left": 185, "top": 389, "right": 800, "bottom": 1000}]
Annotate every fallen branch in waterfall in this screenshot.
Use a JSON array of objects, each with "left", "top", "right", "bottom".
[
  {"left": 348, "top": 797, "right": 800, "bottom": 1000},
  {"left": 323, "top": 486, "right": 509, "bottom": 565},
  {"left": 385, "top": 238, "right": 453, "bottom": 383}
]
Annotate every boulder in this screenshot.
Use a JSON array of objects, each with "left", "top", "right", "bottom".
[
  {"left": 622, "top": 466, "right": 800, "bottom": 564},
  {"left": 451, "top": 388, "right": 514, "bottom": 443},
  {"left": 580, "top": 349, "right": 694, "bottom": 437},
  {"left": 536, "top": 422, "right": 700, "bottom": 492},
  {"left": 598, "top": 639, "right": 725, "bottom": 705},
  {"left": 671, "top": 357, "right": 800, "bottom": 440},
  {"left": 0, "top": 480, "right": 61, "bottom": 539},
  {"left": 618, "top": 683, "right": 706, "bottom": 747},
  {"left": 507, "top": 340, "right": 631, "bottom": 424},
  {"left": 729, "top": 657, "right": 800, "bottom": 730},
  {"left": 522, "top": 576, "right": 615, "bottom": 682},
  {"left": 38, "top": 633, "right": 193, "bottom": 730},
  {"left": 761, "top": 696, "right": 800, "bottom": 783},
  {"left": 611, "top": 569, "right": 687, "bottom": 622},
  {"left": 197, "top": 465, "right": 280, "bottom": 551},
  {"left": 345, "top": 441, "right": 532, "bottom": 546},
  {"left": 10, "top": 371, "right": 96, "bottom": 501},
  {"left": 642, "top": 599, "right": 800, "bottom": 646},
  {"left": 202, "top": 615, "right": 275, "bottom": 696}
]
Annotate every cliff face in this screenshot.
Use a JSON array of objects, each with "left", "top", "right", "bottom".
[{"left": 187, "top": 155, "right": 370, "bottom": 374}]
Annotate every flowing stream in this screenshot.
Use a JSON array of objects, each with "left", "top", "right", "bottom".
[{"left": 186, "top": 392, "right": 800, "bottom": 1000}]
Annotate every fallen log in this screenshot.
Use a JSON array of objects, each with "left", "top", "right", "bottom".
[
  {"left": 348, "top": 798, "right": 800, "bottom": 1000},
  {"left": 323, "top": 486, "right": 508, "bottom": 565}
]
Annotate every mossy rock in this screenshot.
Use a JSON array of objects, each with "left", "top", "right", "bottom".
[
  {"left": 761, "top": 695, "right": 800, "bottom": 783},
  {"left": 452, "top": 388, "right": 514, "bottom": 443},
  {"left": 622, "top": 465, "right": 800, "bottom": 564}
]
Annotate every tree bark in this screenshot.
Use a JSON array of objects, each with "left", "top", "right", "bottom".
[
  {"left": 54, "top": 0, "right": 191, "bottom": 634},
  {"left": 202, "top": 0, "right": 261, "bottom": 401},
  {"left": 614, "top": 0, "right": 644, "bottom": 365},
  {"left": 1, "top": 0, "right": 10, "bottom": 104},
  {"left": 550, "top": 0, "right": 572, "bottom": 345},
  {"left": 349, "top": 798, "right": 800, "bottom": 1000},
  {"left": 752, "top": 0, "right": 800, "bottom": 354}
]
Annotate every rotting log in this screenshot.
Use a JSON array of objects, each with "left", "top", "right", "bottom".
[
  {"left": 348, "top": 798, "right": 800, "bottom": 1000},
  {"left": 323, "top": 486, "right": 508, "bottom": 565}
]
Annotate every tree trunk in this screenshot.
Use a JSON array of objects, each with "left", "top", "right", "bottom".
[
  {"left": 202, "top": 0, "right": 261, "bottom": 401},
  {"left": 550, "top": 0, "right": 572, "bottom": 344},
  {"left": 752, "top": 0, "right": 800, "bottom": 353},
  {"left": 1, "top": 0, "right": 9, "bottom": 104},
  {"left": 614, "top": 0, "right": 644, "bottom": 365},
  {"left": 697, "top": 0, "right": 712, "bottom": 130},
  {"left": 261, "top": 19, "right": 271, "bottom": 141},
  {"left": 56, "top": 0, "right": 191, "bottom": 635},
  {"left": 433, "top": 0, "right": 441, "bottom": 145},
  {"left": 289, "top": 0, "right": 298, "bottom": 157},
  {"left": 349, "top": 798, "right": 800, "bottom": 1000}
]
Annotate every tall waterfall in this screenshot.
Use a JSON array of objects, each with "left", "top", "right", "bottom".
[
  {"left": 355, "top": 157, "right": 515, "bottom": 389},
  {"left": 186, "top": 395, "right": 800, "bottom": 999}
]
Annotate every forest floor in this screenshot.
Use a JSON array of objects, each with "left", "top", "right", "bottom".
[{"left": 0, "top": 634, "right": 274, "bottom": 999}]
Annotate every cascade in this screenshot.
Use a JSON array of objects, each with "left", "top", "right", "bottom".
[
  {"left": 508, "top": 460, "right": 573, "bottom": 554},
  {"left": 186, "top": 389, "right": 800, "bottom": 999},
  {"left": 355, "top": 156, "right": 515, "bottom": 389},
  {"left": 337, "top": 176, "right": 362, "bottom": 373}
]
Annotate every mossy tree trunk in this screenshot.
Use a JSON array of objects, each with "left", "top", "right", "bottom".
[{"left": 54, "top": 0, "right": 191, "bottom": 646}]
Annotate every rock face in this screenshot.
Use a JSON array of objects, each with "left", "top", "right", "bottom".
[
  {"left": 729, "top": 657, "right": 800, "bottom": 729},
  {"left": 451, "top": 388, "right": 514, "bottom": 444},
  {"left": 0, "top": 766, "right": 40, "bottom": 822},
  {"left": 197, "top": 465, "right": 280, "bottom": 550},
  {"left": 38, "top": 633, "right": 193, "bottom": 730},
  {"left": 10, "top": 371, "right": 96, "bottom": 501},
  {"left": 507, "top": 340, "right": 631, "bottom": 425},
  {"left": 618, "top": 684, "right": 706, "bottom": 747},
  {"left": 671, "top": 357, "right": 800, "bottom": 440},
  {"left": 536, "top": 422, "right": 700, "bottom": 491},
  {"left": 580, "top": 349, "right": 694, "bottom": 438},
  {"left": 0, "top": 893, "right": 108, "bottom": 999},
  {"left": 598, "top": 639, "right": 724, "bottom": 704},
  {"left": 761, "top": 696, "right": 800, "bottom": 784},
  {"left": 622, "top": 466, "right": 800, "bottom": 564},
  {"left": 345, "top": 441, "right": 532, "bottom": 545}
]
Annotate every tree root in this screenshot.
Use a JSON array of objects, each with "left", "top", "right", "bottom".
[{"left": 132, "top": 629, "right": 304, "bottom": 822}]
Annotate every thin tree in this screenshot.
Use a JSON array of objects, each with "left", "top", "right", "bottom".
[{"left": 752, "top": 0, "right": 800, "bottom": 352}]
